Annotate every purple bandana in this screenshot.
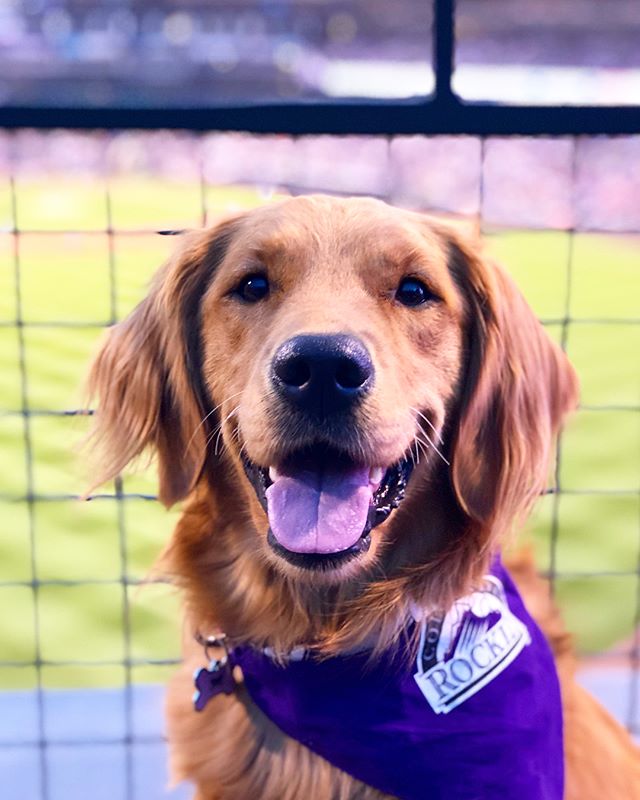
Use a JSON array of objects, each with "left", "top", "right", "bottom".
[{"left": 197, "top": 560, "right": 563, "bottom": 799}]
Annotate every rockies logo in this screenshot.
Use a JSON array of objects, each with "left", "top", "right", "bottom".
[{"left": 414, "top": 576, "right": 531, "bottom": 714}]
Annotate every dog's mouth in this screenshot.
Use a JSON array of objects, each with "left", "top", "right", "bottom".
[{"left": 241, "top": 443, "right": 414, "bottom": 570}]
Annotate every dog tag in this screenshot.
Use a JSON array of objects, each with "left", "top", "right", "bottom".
[{"left": 193, "top": 658, "right": 235, "bottom": 712}]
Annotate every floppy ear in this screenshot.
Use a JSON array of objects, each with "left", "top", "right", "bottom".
[
  {"left": 445, "top": 229, "right": 579, "bottom": 544},
  {"left": 86, "top": 221, "right": 238, "bottom": 506}
]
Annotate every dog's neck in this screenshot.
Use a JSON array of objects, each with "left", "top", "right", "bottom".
[{"left": 162, "top": 467, "right": 489, "bottom": 658}]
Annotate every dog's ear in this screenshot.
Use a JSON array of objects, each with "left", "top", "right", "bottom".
[
  {"left": 86, "top": 220, "right": 239, "bottom": 506},
  {"left": 443, "top": 228, "right": 579, "bottom": 543}
]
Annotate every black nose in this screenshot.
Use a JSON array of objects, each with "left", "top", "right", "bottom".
[{"left": 272, "top": 334, "right": 374, "bottom": 416}]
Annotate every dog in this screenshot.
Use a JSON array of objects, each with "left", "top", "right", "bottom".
[{"left": 86, "top": 195, "right": 640, "bottom": 798}]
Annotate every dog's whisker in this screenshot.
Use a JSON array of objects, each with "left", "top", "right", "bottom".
[
  {"left": 213, "top": 408, "right": 240, "bottom": 456},
  {"left": 419, "top": 413, "right": 444, "bottom": 446},
  {"left": 415, "top": 435, "right": 440, "bottom": 465},
  {"left": 412, "top": 439, "right": 421, "bottom": 467},
  {"left": 414, "top": 437, "right": 428, "bottom": 465},
  {"left": 205, "top": 422, "right": 222, "bottom": 450},
  {"left": 410, "top": 406, "right": 444, "bottom": 445},
  {"left": 419, "top": 439, "right": 428, "bottom": 463},
  {"left": 232, "top": 426, "right": 247, "bottom": 460},
  {"left": 208, "top": 405, "right": 241, "bottom": 456},
  {"left": 187, "top": 390, "right": 245, "bottom": 450},
  {"left": 410, "top": 407, "right": 448, "bottom": 466},
  {"left": 206, "top": 403, "right": 239, "bottom": 443},
  {"left": 415, "top": 433, "right": 450, "bottom": 467}
]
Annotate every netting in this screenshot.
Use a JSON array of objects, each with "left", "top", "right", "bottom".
[{"left": 1, "top": 130, "right": 638, "bottom": 799}]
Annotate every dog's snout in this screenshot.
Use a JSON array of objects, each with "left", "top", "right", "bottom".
[{"left": 272, "top": 334, "right": 373, "bottom": 415}]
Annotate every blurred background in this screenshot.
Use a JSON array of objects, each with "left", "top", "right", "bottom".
[
  {"left": 1, "top": 0, "right": 639, "bottom": 105},
  {"left": 0, "top": 1, "right": 639, "bottom": 799}
]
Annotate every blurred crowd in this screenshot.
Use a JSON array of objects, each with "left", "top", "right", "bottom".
[
  {"left": 0, "top": 0, "right": 431, "bottom": 104},
  {"left": 0, "top": 0, "right": 639, "bottom": 105},
  {"left": 1, "top": 129, "right": 639, "bottom": 233}
]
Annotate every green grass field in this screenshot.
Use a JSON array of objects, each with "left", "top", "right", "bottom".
[{"left": 1, "top": 177, "right": 638, "bottom": 690}]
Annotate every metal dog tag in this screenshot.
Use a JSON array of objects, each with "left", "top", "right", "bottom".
[{"left": 193, "top": 657, "right": 235, "bottom": 712}]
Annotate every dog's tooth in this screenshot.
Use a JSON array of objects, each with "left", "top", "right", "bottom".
[
  {"left": 268, "top": 467, "right": 280, "bottom": 482},
  {"left": 369, "top": 466, "right": 384, "bottom": 485}
]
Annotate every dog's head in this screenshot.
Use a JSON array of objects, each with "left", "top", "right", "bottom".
[{"left": 87, "top": 196, "right": 578, "bottom": 604}]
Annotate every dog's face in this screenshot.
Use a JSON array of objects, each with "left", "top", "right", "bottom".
[
  {"left": 199, "top": 197, "right": 465, "bottom": 577},
  {"left": 88, "top": 195, "right": 578, "bottom": 599}
]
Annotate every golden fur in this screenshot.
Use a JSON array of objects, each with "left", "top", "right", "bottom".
[{"left": 86, "top": 196, "right": 639, "bottom": 799}]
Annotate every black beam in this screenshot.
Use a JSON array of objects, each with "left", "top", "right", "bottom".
[
  {"left": 1, "top": 99, "right": 639, "bottom": 136},
  {"left": 434, "top": 0, "right": 455, "bottom": 100}
]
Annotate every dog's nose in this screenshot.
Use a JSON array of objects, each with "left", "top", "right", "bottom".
[{"left": 272, "top": 334, "right": 374, "bottom": 416}]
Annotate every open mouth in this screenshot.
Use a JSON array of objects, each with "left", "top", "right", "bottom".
[{"left": 242, "top": 444, "right": 413, "bottom": 570}]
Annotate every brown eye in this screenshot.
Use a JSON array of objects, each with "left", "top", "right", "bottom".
[
  {"left": 395, "top": 277, "right": 435, "bottom": 307},
  {"left": 235, "top": 273, "right": 269, "bottom": 303}
]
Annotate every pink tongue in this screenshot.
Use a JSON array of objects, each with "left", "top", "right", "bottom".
[{"left": 266, "top": 466, "right": 372, "bottom": 554}]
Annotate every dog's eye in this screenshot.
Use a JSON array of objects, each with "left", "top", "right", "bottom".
[
  {"left": 235, "top": 273, "right": 269, "bottom": 303},
  {"left": 395, "top": 277, "right": 434, "bottom": 307}
]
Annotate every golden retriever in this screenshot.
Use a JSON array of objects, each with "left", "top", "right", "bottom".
[{"left": 86, "top": 195, "right": 640, "bottom": 799}]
